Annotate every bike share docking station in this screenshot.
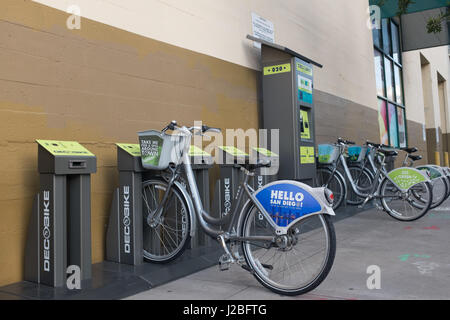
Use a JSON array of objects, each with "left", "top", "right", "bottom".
[
  {"left": 211, "top": 146, "right": 279, "bottom": 220},
  {"left": 106, "top": 144, "right": 214, "bottom": 265},
  {"left": 247, "top": 35, "right": 323, "bottom": 185},
  {"left": 251, "top": 147, "right": 279, "bottom": 190},
  {"left": 106, "top": 144, "right": 144, "bottom": 265},
  {"left": 25, "top": 140, "right": 96, "bottom": 287}
]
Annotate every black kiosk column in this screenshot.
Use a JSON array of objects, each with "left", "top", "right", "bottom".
[
  {"left": 25, "top": 140, "right": 96, "bottom": 287},
  {"left": 106, "top": 144, "right": 144, "bottom": 266},
  {"left": 247, "top": 35, "right": 323, "bottom": 185}
]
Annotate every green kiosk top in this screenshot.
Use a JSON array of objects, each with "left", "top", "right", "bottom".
[
  {"left": 116, "top": 143, "right": 141, "bottom": 157},
  {"left": 37, "top": 140, "right": 96, "bottom": 175},
  {"left": 218, "top": 146, "right": 248, "bottom": 166}
]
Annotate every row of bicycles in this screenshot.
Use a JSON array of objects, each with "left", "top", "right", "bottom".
[
  {"left": 316, "top": 138, "right": 450, "bottom": 221},
  {"left": 137, "top": 121, "right": 447, "bottom": 296}
]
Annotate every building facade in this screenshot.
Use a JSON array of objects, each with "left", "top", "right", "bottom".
[{"left": 0, "top": 0, "right": 448, "bottom": 286}]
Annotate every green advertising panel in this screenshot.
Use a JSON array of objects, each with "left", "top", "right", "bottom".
[
  {"left": 36, "top": 140, "right": 94, "bottom": 156},
  {"left": 116, "top": 143, "right": 141, "bottom": 157},
  {"left": 300, "top": 146, "right": 315, "bottom": 164},
  {"left": 388, "top": 167, "right": 429, "bottom": 190},
  {"left": 140, "top": 135, "right": 163, "bottom": 167},
  {"left": 417, "top": 165, "right": 443, "bottom": 180}
]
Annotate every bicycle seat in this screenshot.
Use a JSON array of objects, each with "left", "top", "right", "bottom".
[
  {"left": 400, "top": 147, "right": 418, "bottom": 154},
  {"left": 408, "top": 154, "right": 422, "bottom": 161},
  {"left": 366, "top": 141, "right": 381, "bottom": 147},
  {"left": 378, "top": 148, "right": 398, "bottom": 157},
  {"left": 337, "top": 138, "right": 355, "bottom": 145},
  {"left": 239, "top": 160, "right": 271, "bottom": 171}
]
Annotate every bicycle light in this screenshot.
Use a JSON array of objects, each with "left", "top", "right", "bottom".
[{"left": 324, "top": 188, "right": 334, "bottom": 206}]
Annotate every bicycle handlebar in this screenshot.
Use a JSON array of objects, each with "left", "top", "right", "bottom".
[{"left": 162, "top": 120, "right": 222, "bottom": 134}]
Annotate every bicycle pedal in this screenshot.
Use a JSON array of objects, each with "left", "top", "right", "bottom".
[
  {"left": 219, "top": 261, "right": 230, "bottom": 271},
  {"left": 261, "top": 263, "right": 273, "bottom": 270},
  {"left": 218, "top": 254, "right": 232, "bottom": 271}
]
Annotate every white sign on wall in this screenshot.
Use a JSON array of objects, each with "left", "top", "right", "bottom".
[
  {"left": 422, "top": 123, "right": 426, "bottom": 141},
  {"left": 251, "top": 12, "right": 274, "bottom": 49}
]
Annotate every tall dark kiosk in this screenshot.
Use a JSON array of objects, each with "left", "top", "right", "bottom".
[
  {"left": 106, "top": 143, "right": 144, "bottom": 266},
  {"left": 25, "top": 140, "right": 96, "bottom": 287},
  {"left": 247, "top": 35, "right": 323, "bottom": 186}
]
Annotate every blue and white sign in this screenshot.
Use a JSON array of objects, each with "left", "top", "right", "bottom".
[{"left": 255, "top": 183, "right": 322, "bottom": 227}]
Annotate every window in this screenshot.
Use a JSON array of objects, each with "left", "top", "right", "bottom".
[{"left": 373, "top": 19, "right": 406, "bottom": 148}]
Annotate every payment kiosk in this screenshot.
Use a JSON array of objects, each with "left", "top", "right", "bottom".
[{"left": 247, "top": 35, "right": 323, "bottom": 186}]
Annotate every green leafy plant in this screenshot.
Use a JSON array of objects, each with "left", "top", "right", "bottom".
[
  {"left": 426, "top": 10, "right": 450, "bottom": 34},
  {"left": 377, "top": 0, "right": 449, "bottom": 34},
  {"left": 396, "top": 0, "right": 415, "bottom": 16}
]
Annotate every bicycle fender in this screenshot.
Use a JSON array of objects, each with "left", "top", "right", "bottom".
[
  {"left": 240, "top": 180, "right": 335, "bottom": 231},
  {"left": 173, "top": 180, "right": 197, "bottom": 237},
  {"left": 416, "top": 165, "right": 444, "bottom": 180},
  {"left": 387, "top": 167, "right": 430, "bottom": 192}
]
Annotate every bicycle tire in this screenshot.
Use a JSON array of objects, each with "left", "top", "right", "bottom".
[
  {"left": 241, "top": 205, "right": 336, "bottom": 296},
  {"left": 316, "top": 167, "right": 346, "bottom": 210},
  {"left": 379, "top": 177, "right": 433, "bottom": 221},
  {"left": 429, "top": 177, "right": 448, "bottom": 209},
  {"left": 142, "top": 178, "right": 191, "bottom": 263},
  {"left": 346, "top": 166, "right": 374, "bottom": 205}
]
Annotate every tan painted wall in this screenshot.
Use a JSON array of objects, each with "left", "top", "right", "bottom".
[
  {"left": 403, "top": 46, "right": 450, "bottom": 129},
  {"left": 0, "top": 0, "right": 388, "bottom": 287},
  {"left": 32, "top": 0, "right": 379, "bottom": 110},
  {"left": 0, "top": 0, "right": 259, "bottom": 286}
]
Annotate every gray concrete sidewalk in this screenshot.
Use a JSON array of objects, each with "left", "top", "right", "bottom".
[{"left": 126, "top": 202, "right": 450, "bottom": 300}]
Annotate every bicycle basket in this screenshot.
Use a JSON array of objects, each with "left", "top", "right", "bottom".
[
  {"left": 318, "top": 144, "right": 339, "bottom": 164},
  {"left": 138, "top": 130, "right": 183, "bottom": 170},
  {"left": 347, "top": 146, "right": 368, "bottom": 163}
]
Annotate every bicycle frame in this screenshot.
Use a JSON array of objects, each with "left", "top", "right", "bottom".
[
  {"left": 326, "top": 144, "right": 395, "bottom": 202},
  {"left": 146, "top": 127, "right": 280, "bottom": 247}
]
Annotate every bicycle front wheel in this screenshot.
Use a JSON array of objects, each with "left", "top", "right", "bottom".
[
  {"left": 380, "top": 178, "right": 433, "bottom": 221},
  {"left": 241, "top": 206, "right": 336, "bottom": 296},
  {"left": 316, "top": 167, "right": 346, "bottom": 210},
  {"left": 346, "top": 166, "right": 373, "bottom": 205},
  {"left": 142, "top": 179, "right": 191, "bottom": 263}
]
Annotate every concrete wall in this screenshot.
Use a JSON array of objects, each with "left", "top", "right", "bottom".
[
  {"left": 32, "top": 0, "right": 379, "bottom": 111},
  {"left": 403, "top": 46, "right": 450, "bottom": 165}
]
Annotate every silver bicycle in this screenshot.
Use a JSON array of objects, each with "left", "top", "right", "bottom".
[
  {"left": 317, "top": 139, "right": 433, "bottom": 221},
  {"left": 140, "top": 121, "right": 336, "bottom": 296}
]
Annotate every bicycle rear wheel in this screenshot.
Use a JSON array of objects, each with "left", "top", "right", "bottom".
[
  {"left": 379, "top": 178, "right": 433, "bottom": 221},
  {"left": 241, "top": 205, "right": 336, "bottom": 296},
  {"left": 142, "top": 179, "right": 191, "bottom": 263},
  {"left": 316, "top": 167, "right": 346, "bottom": 210},
  {"left": 429, "top": 177, "right": 448, "bottom": 209}
]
